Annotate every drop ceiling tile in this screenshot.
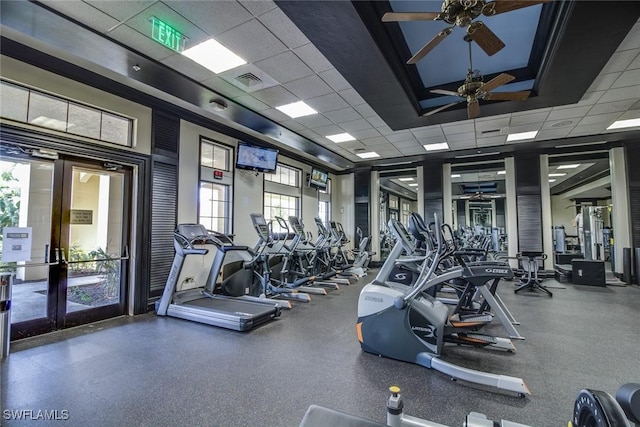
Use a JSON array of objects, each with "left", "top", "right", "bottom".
[
  {"left": 165, "top": 1, "right": 253, "bottom": 37},
  {"left": 283, "top": 75, "right": 333, "bottom": 100},
  {"left": 238, "top": 0, "right": 277, "bottom": 16},
  {"left": 588, "top": 99, "right": 638, "bottom": 116},
  {"left": 476, "top": 136, "right": 506, "bottom": 147},
  {"left": 509, "top": 110, "right": 549, "bottom": 126},
  {"left": 547, "top": 105, "right": 592, "bottom": 121},
  {"left": 629, "top": 51, "right": 640, "bottom": 69},
  {"left": 339, "top": 89, "right": 366, "bottom": 106},
  {"left": 445, "top": 132, "right": 475, "bottom": 143},
  {"left": 578, "top": 91, "right": 605, "bottom": 105},
  {"left": 305, "top": 93, "right": 350, "bottom": 113},
  {"left": 350, "top": 128, "right": 381, "bottom": 140},
  {"left": 386, "top": 131, "right": 415, "bottom": 143},
  {"left": 598, "top": 86, "right": 640, "bottom": 103},
  {"left": 110, "top": 25, "right": 176, "bottom": 61},
  {"left": 617, "top": 109, "right": 640, "bottom": 120},
  {"left": 258, "top": 7, "right": 309, "bottom": 49},
  {"left": 215, "top": 19, "right": 288, "bottom": 64},
  {"left": 339, "top": 140, "right": 366, "bottom": 151},
  {"left": 353, "top": 103, "right": 377, "bottom": 118},
  {"left": 442, "top": 121, "right": 474, "bottom": 135},
  {"left": 260, "top": 108, "right": 291, "bottom": 122},
  {"left": 541, "top": 119, "right": 577, "bottom": 130},
  {"left": 323, "top": 107, "right": 362, "bottom": 124},
  {"left": 340, "top": 119, "right": 374, "bottom": 132},
  {"left": 577, "top": 112, "right": 621, "bottom": 126},
  {"left": 374, "top": 147, "right": 403, "bottom": 157},
  {"left": 84, "top": 0, "right": 154, "bottom": 22},
  {"left": 587, "top": 73, "right": 622, "bottom": 92},
  {"left": 366, "top": 116, "right": 386, "bottom": 128},
  {"left": 201, "top": 76, "right": 248, "bottom": 99},
  {"left": 392, "top": 140, "right": 422, "bottom": 149},
  {"left": 569, "top": 123, "right": 610, "bottom": 137},
  {"left": 411, "top": 126, "right": 445, "bottom": 139},
  {"left": 295, "top": 114, "right": 333, "bottom": 129},
  {"left": 401, "top": 147, "right": 428, "bottom": 155},
  {"left": 280, "top": 119, "right": 307, "bottom": 132},
  {"left": 617, "top": 24, "right": 640, "bottom": 51},
  {"left": 361, "top": 137, "right": 390, "bottom": 146},
  {"left": 311, "top": 124, "right": 345, "bottom": 136},
  {"left": 254, "top": 51, "right": 314, "bottom": 84},
  {"left": 611, "top": 69, "right": 640, "bottom": 89},
  {"left": 251, "top": 85, "right": 297, "bottom": 107},
  {"left": 318, "top": 69, "right": 352, "bottom": 92},
  {"left": 447, "top": 139, "right": 477, "bottom": 150},
  {"left": 233, "top": 94, "right": 271, "bottom": 111},
  {"left": 40, "top": 1, "right": 120, "bottom": 33},
  {"left": 536, "top": 128, "right": 573, "bottom": 140},
  {"left": 507, "top": 123, "right": 543, "bottom": 134},
  {"left": 474, "top": 117, "right": 510, "bottom": 134},
  {"left": 600, "top": 49, "right": 639, "bottom": 74},
  {"left": 293, "top": 43, "right": 333, "bottom": 73}
]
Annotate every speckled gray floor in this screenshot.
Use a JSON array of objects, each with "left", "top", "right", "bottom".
[{"left": 2, "top": 273, "right": 639, "bottom": 427}]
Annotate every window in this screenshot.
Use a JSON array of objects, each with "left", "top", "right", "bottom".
[
  {"left": 264, "top": 193, "right": 299, "bottom": 233},
  {"left": 401, "top": 201, "right": 411, "bottom": 227},
  {"left": 198, "top": 139, "right": 232, "bottom": 233},
  {"left": 318, "top": 178, "right": 331, "bottom": 226},
  {"left": 265, "top": 164, "right": 299, "bottom": 187},
  {"left": 0, "top": 79, "right": 134, "bottom": 147}
]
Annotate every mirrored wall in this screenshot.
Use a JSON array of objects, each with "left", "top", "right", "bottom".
[{"left": 378, "top": 170, "right": 418, "bottom": 262}]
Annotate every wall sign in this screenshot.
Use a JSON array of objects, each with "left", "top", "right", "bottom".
[
  {"left": 1, "top": 227, "right": 32, "bottom": 262},
  {"left": 70, "top": 209, "right": 93, "bottom": 225}
]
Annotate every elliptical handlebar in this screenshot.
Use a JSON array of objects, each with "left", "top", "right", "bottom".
[{"left": 399, "top": 213, "right": 442, "bottom": 307}]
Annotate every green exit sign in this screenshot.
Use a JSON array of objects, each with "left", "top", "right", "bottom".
[{"left": 150, "top": 17, "right": 185, "bottom": 53}]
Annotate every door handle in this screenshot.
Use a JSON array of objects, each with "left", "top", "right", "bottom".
[
  {"left": 0, "top": 245, "right": 60, "bottom": 269},
  {"left": 63, "top": 246, "right": 130, "bottom": 264}
]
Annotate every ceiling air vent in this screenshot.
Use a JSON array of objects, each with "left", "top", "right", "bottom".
[
  {"left": 235, "top": 72, "right": 263, "bottom": 88},
  {"left": 481, "top": 129, "right": 501, "bottom": 135}
]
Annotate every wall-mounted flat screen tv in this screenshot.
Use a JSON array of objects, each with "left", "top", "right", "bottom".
[
  {"left": 309, "top": 167, "right": 328, "bottom": 190},
  {"left": 236, "top": 142, "right": 278, "bottom": 173}
]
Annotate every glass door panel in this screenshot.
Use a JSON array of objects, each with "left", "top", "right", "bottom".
[
  {"left": 0, "top": 156, "right": 55, "bottom": 326},
  {"left": 65, "top": 166, "right": 125, "bottom": 313}
]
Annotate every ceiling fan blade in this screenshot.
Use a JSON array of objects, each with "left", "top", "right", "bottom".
[
  {"left": 382, "top": 12, "right": 440, "bottom": 22},
  {"left": 467, "top": 100, "right": 480, "bottom": 119},
  {"left": 483, "top": 90, "right": 531, "bottom": 101},
  {"left": 422, "top": 101, "right": 463, "bottom": 117},
  {"left": 481, "top": 73, "right": 515, "bottom": 92},
  {"left": 467, "top": 21, "right": 505, "bottom": 56},
  {"left": 431, "top": 89, "right": 459, "bottom": 96},
  {"left": 407, "top": 27, "right": 454, "bottom": 64},
  {"left": 483, "top": 0, "right": 551, "bottom": 16}
]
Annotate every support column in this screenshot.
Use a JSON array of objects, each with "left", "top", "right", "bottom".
[
  {"left": 505, "top": 157, "right": 518, "bottom": 268},
  {"left": 611, "top": 146, "right": 632, "bottom": 275},
  {"left": 370, "top": 170, "right": 380, "bottom": 262},
  {"left": 540, "top": 155, "right": 554, "bottom": 266},
  {"left": 514, "top": 154, "right": 543, "bottom": 256},
  {"left": 443, "top": 163, "right": 453, "bottom": 226},
  {"left": 422, "top": 162, "right": 443, "bottom": 223},
  {"left": 354, "top": 168, "right": 371, "bottom": 252},
  {"left": 416, "top": 166, "right": 424, "bottom": 218}
]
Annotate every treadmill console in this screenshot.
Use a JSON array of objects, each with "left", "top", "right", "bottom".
[
  {"left": 176, "top": 224, "right": 210, "bottom": 240},
  {"left": 250, "top": 213, "right": 271, "bottom": 241},
  {"left": 288, "top": 216, "right": 304, "bottom": 236},
  {"left": 389, "top": 219, "right": 414, "bottom": 251}
]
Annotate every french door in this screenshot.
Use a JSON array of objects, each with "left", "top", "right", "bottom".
[{"left": 1, "top": 148, "right": 131, "bottom": 339}]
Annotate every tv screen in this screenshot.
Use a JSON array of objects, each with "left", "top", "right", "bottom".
[
  {"left": 236, "top": 143, "right": 278, "bottom": 173},
  {"left": 309, "top": 167, "right": 328, "bottom": 190}
]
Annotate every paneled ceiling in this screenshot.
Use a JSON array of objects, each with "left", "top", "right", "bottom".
[{"left": 1, "top": 1, "right": 640, "bottom": 174}]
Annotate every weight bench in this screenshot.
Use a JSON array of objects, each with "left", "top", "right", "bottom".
[{"left": 515, "top": 252, "right": 552, "bottom": 297}]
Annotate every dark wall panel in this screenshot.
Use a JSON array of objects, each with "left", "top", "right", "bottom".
[
  {"left": 456, "top": 199, "right": 466, "bottom": 228},
  {"left": 354, "top": 169, "right": 371, "bottom": 247},
  {"left": 627, "top": 144, "right": 640, "bottom": 248},
  {"left": 422, "top": 162, "right": 443, "bottom": 222},
  {"left": 515, "top": 155, "right": 543, "bottom": 253}
]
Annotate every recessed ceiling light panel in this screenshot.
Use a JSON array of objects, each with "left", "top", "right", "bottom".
[
  {"left": 549, "top": 173, "right": 566, "bottom": 177},
  {"left": 424, "top": 142, "right": 449, "bottom": 151},
  {"left": 607, "top": 118, "right": 640, "bottom": 130},
  {"left": 506, "top": 130, "right": 538, "bottom": 142},
  {"left": 398, "top": 177, "right": 414, "bottom": 181},
  {"left": 182, "top": 38, "right": 246, "bottom": 73},
  {"left": 557, "top": 164, "right": 581, "bottom": 169},
  {"left": 276, "top": 101, "right": 317, "bottom": 118},
  {"left": 356, "top": 151, "right": 380, "bottom": 159},
  {"left": 326, "top": 133, "right": 355, "bottom": 143}
]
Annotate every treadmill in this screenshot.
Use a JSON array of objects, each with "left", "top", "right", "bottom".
[{"left": 156, "top": 224, "right": 281, "bottom": 331}]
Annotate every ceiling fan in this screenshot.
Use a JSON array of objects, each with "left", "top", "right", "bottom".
[
  {"left": 382, "top": 0, "right": 550, "bottom": 64},
  {"left": 423, "top": 37, "right": 530, "bottom": 119}
]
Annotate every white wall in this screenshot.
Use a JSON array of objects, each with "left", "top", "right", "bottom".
[
  {"left": 178, "top": 120, "right": 338, "bottom": 246},
  {"left": 0, "top": 55, "right": 152, "bottom": 155},
  {"left": 333, "top": 173, "right": 355, "bottom": 250}
]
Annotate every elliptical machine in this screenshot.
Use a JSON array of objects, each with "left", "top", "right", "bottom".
[{"left": 357, "top": 214, "right": 529, "bottom": 396}]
